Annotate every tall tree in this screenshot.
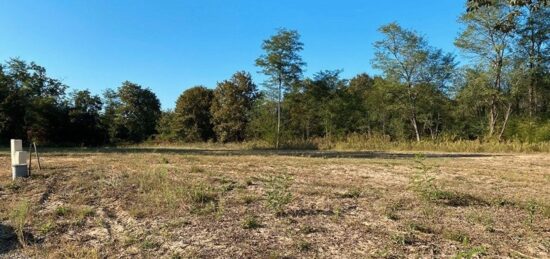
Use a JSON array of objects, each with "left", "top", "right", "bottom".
[
  {"left": 373, "top": 23, "right": 456, "bottom": 141},
  {"left": 104, "top": 81, "right": 161, "bottom": 142},
  {"left": 256, "top": 28, "right": 306, "bottom": 148},
  {"left": 455, "top": 1, "right": 517, "bottom": 140},
  {"left": 0, "top": 58, "right": 68, "bottom": 144},
  {"left": 211, "top": 71, "right": 258, "bottom": 142},
  {"left": 174, "top": 86, "right": 214, "bottom": 142},
  {"left": 68, "top": 90, "right": 106, "bottom": 145},
  {"left": 514, "top": 3, "right": 549, "bottom": 117}
]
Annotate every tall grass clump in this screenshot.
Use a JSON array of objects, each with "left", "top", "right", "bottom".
[
  {"left": 320, "top": 133, "right": 550, "bottom": 153},
  {"left": 10, "top": 199, "right": 31, "bottom": 247}
]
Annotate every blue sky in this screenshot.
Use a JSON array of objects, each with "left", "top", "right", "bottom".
[{"left": 0, "top": 0, "right": 465, "bottom": 109}]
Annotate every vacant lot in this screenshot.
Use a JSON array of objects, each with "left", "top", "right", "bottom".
[{"left": 1, "top": 148, "right": 549, "bottom": 258}]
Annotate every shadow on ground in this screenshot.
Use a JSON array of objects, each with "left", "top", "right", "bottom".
[
  {"left": 0, "top": 223, "right": 18, "bottom": 255},
  {"left": 17, "top": 147, "right": 498, "bottom": 159}
]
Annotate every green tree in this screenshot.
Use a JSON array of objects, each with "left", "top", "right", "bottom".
[
  {"left": 68, "top": 90, "right": 106, "bottom": 145},
  {"left": 156, "top": 110, "right": 178, "bottom": 141},
  {"left": 513, "top": 4, "right": 549, "bottom": 117},
  {"left": 174, "top": 86, "right": 214, "bottom": 142},
  {"left": 211, "top": 71, "right": 258, "bottom": 142},
  {"left": 455, "top": 1, "right": 517, "bottom": 140},
  {"left": 256, "top": 28, "right": 306, "bottom": 148},
  {"left": 104, "top": 81, "right": 161, "bottom": 142},
  {"left": 0, "top": 58, "right": 68, "bottom": 144},
  {"left": 373, "top": 23, "right": 456, "bottom": 141}
]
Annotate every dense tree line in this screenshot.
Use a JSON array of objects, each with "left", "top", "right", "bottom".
[{"left": 1, "top": 1, "right": 548, "bottom": 147}]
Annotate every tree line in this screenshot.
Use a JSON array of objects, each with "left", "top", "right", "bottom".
[{"left": 1, "top": 0, "right": 548, "bottom": 147}]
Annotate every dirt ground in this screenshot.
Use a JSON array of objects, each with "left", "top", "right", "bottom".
[{"left": 0, "top": 148, "right": 549, "bottom": 258}]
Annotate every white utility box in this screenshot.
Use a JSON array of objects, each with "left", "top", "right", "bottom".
[
  {"left": 13, "top": 151, "right": 29, "bottom": 165},
  {"left": 10, "top": 139, "right": 29, "bottom": 179}
]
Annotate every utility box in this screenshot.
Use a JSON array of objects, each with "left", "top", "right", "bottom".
[
  {"left": 10, "top": 139, "right": 28, "bottom": 180},
  {"left": 10, "top": 139, "right": 23, "bottom": 165},
  {"left": 13, "top": 151, "right": 29, "bottom": 165},
  {"left": 12, "top": 164, "right": 29, "bottom": 180}
]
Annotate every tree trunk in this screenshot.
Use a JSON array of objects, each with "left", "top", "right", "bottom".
[
  {"left": 498, "top": 103, "right": 512, "bottom": 141},
  {"left": 276, "top": 80, "right": 281, "bottom": 149},
  {"left": 411, "top": 115, "right": 420, "bottom": 142}
]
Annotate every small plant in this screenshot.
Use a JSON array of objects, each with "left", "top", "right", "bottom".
[
  {"left": 525, "top": 200, "right": 538, "bottom": 225},
  {"left": 186, "top": 183, "right": 222, "bottom": 215},
  {"left": 10, "top": 199, "right": 31, "bottom": 247},
  {"left": 454, "top": 246, "right": 486, "bottom": 259},
  {"left": 443, "top": 229, "right": 470, "bottom": 245},
  {"left": 265, "top": 174, "right": 293, "bottom": 215},
  {"left": 410, "top": 154, "right": 439, "bottom": 201},
  {"left": 38, "top": 219, "right": 56, "bottom": 235},
  {"left": 242, "top": 215, "right": 261, "bottom": 229},
  {"left": 55, "top": 205, "right": 72, "bottom": 217}
]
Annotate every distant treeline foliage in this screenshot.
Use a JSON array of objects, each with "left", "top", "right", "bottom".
[{"left": 0, "top": 1, "right": 548, "bottom": 147}]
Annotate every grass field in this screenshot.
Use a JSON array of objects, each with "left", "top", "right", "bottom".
[{"left": 1, "top": 148, "right": 549, "bottom": 258}]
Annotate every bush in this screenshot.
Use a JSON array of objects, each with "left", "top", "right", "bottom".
[{"left": 265, "top": 174, "right": 293, "bottom": 215}]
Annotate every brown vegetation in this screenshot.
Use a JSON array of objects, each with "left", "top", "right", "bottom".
[{"left": 0, "top": 148, "right": 549, "bottom": 258}]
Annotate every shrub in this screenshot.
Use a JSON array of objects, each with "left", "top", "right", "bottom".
[{"left": 265, "top": 174, "right": 293, "bottom": 215}]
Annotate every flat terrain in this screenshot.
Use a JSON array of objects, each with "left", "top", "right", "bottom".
[{"left": 1, "top": 149, "right": 549, "bottom": 258}]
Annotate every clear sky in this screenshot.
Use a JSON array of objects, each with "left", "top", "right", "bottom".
[{"left": 0, "top": 0, "right": 465, "bottom": 109}]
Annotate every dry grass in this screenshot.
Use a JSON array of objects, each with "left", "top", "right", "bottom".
[{"left": 0, "top": 148, "right": 549, "bottom": 258}]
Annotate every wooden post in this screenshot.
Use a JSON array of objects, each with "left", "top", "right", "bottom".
[
  {"left": 33, "top": 142, "right": 42, "bottom": 170},
  {"left": 28, "top": 143, "right": 32, "bottom": 176}
]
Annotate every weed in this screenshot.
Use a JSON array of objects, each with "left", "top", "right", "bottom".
[
  {"left": 453, "top": 246, "right": 486, "bottom": 259},
  {"left": 409, "top": 155, "right": 485, "bottom": 206},
  {"left": 333, "top": 207, "right": 342, "bottom": 219},
  {"left": 242, "top": 215, "right": 261, "bottom": 229},
  {"left": 443, "top": 229, "right": 470, "bottom": 245},
  {"left": 55, "top": 206, "right": 72, "bottom": 217},
  {"left": 10, "top": 199, "right": 31, "bottom": 247},
  {"left": 186, "top": 183, "right": 222, "bottom": 215},
  {"left": 410, "top": 154, "right": 441, "bottom": 201},
  {"left": 525, "top": 200, "right": 538, "bottom": 225},
  {"left": 38, "top": 219, "right": 56, "bottom": 235},
  {"left": 188, "top": 184, "right": 217, "bottom": 205},
  {"left": 265, "top": 174, "right": 293, "bottom": 215},
  {"left": 80, "top": 207, "right": 96, "bottom": 218}
]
